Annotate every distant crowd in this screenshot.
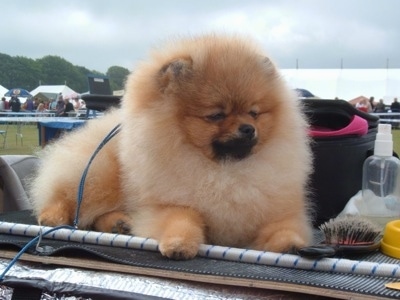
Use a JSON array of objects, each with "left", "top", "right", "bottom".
[
  {"left": 0, "top": 93, "right": 86, "bottom": 117},
  {"left": 354, "top": 96, "right": 400, "bottom": 114}
]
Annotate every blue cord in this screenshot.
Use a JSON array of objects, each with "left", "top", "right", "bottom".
[
  {"left": 74, "top": 124, "right": 121, "bottom": 227},
  {"left": 0, "top": 123, "right": 121, "bottom": 282},
  {"left": 0, "top": 225, "right": 73, "bottom": 281}
]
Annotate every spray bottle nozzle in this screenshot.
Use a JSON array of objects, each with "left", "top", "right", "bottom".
[{"left": 374, "top": 124, "right": 393, "bottom": 157}]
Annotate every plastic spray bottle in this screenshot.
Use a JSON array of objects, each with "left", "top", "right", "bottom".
[{"left": 360, "top": 124, "right": 400, "bottom": 229}]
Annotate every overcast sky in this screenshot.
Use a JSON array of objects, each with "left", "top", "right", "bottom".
[{"left": 1, "top": 0, "right": 400, "bottom": 73}]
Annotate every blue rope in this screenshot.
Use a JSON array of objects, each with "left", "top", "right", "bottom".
[
  {"left": 0, "top": 225, "right": 74, "bottom": 281},
  {"left": 74, "top": 123, "right": 121, "bottom": 227},
  {"left": 0, "top": 123, "right": 121, "bottom": 282}
]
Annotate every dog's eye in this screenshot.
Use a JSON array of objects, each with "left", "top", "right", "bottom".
[
  {"left": 249, "top": 111, "right": 258, "bottom": 119},
  {"left": 206, "top": 112, "right": 226, "bottom": 122}
]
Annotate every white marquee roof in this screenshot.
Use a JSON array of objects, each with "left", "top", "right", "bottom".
[
  {"left": 281, "top": 68, "right": 400, "bottom": 104},
  {"left": 30, "top": 85, "right": 77, "bottom": 101},
  {"left": 0, "top": 85, "right": 8, "bottom": 97}
]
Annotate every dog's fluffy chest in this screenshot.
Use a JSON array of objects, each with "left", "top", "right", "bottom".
[{"left": 144, "top": 172, "right": 270, "bottom": 247}]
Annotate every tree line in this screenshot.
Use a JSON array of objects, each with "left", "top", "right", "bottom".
[{"left": 0, "top": 53, "right": 130, "bottom": 94}]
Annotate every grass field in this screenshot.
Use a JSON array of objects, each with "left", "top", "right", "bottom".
[
  {"left": 0, "top": 123, "right": 42, "bottom": 156},
  {"left": 392, "top": 129, "right": 400, "bottom": 155},
  {"left": 0, "top": 123, "right": 400, "bottom": 157}
]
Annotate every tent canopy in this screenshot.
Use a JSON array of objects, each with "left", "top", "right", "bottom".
[
  {"left": 281, "top": 68, "right": 400, "bottom": 104},
  {"left": 0, "top": 85, "right": 8, "bottom": 98},
  {"left": 30, "top": 85, "right": 77, "bottom": 101}
]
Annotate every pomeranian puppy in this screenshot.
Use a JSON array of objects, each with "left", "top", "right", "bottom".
[{"left": 29, "top": 33, "right": 313, "bottom": 260}]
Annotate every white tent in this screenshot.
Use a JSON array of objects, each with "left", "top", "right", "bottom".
[
  {"left": 281, "top": 68, "right": 400, "bottom": 104},
  {"left": 0, "top": 85, "right": 8, "bottom": 98},
  {"left": 30, "top": 85, "right": 77, "bottom": 101}
]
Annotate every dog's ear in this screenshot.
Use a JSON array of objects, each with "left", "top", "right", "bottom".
[
  {"left": 158, "top": 57, "right": 193, "bottom": 93},
  {"left": 262, "top": 56, "right": 276, "bottom": 71},
  {"left": 261, "top": 56, "right": 279, "bottom": 79}
]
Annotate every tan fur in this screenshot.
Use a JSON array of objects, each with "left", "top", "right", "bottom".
[{"left": 29, "top": 33, "right": 313, "bottom": 260}]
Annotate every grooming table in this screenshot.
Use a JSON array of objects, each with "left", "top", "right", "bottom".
[{"left": 0, "top": 210, "right": 400, "bottom": 299}]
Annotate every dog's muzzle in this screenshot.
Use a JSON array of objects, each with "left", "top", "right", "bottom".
[{"left": 212, "top": 124, "right": 258, "bottom": 160}]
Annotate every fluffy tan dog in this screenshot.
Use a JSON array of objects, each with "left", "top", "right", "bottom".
[{"left": 30, "top": 33, "right": 313, "bottom": 260}]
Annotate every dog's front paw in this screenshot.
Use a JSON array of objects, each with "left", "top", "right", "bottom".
[
  {"left": 159, "top": 236, "right": 199, "bottom": 260},
  {"left": 38, "top": 205, "right": 73, "bottom": 227},
  {"left": 93, "top": 211, "right": 132, "bottom": 234},
  {"left": 254, "top": 229, "right": 309, "bottom": 253}
]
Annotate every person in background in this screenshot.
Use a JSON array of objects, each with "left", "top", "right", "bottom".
[
  {"left": 55, "top": 97, "right": 65, "bottom": 116},
  {"left": 49, "top": 98, "right": 57, "bottom": 110},
  {"left": 73, "top": 97, "right": 82, "bottom": 110},
  {"left": 25, "top": 96, "right": 35, "bottom": 112},
  {"left": 36, "top": 100, "right": 46, "bottom": 113},
  {"left": 356, "top": 98, "right": 371, "bottom": 113},
  {"left": 369, "top": 96, "right": 375, "bottom": 112},
  {"left": 374, "top": 99, "right": 386, "bottom": 113},
  {"left": 57, "top": 98, "right": 74, "bottom": 117},
  {"left": 33, "top": 97, "right": 40, "bottom": 110},
  {"left": 10, "top": 95, "right": 21, "bottom": 112},
  {"left": 390, "top": 97, "right": 400, "bottom": 129},
  {"left": 390, "top": 98, "right": 400, "bottom": 112},
  {"left": 0, "top": 97, "right": 5, "bottom": 111},
  {"left": 3, "top": 97, "right": 9, "bottom": 110},
  {"left": 44, "top": 100, "right": 50, "bottom": 110}
]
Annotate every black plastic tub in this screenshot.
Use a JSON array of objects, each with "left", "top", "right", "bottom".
[{"left": 302, "top": 99, "right": 380, "bottom": 226}]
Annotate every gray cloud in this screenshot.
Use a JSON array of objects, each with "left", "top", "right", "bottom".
[{"left": 1, "top": 0, "right": 399, "bottom": 72}]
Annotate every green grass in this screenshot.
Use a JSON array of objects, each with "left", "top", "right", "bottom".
[
  {"left": 0, "top": 124, "right": 42, "bottom": 155},
  {"left": 392, "top": 129, "right": 400, "bottom": 155},
  {"left": 0, "top": 124, "right": 400, "bottom": 157}
]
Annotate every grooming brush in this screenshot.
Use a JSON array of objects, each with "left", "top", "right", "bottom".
[{"left": 298, "top": 216, "right": 382, "bottom": 258}]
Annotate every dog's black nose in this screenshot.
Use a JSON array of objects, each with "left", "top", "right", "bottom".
[{"left": 239, "top": 124, "right": 255, "bottom": 138}]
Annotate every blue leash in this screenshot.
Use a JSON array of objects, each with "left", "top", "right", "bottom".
[
  {"left": 73, "top": 123, "right": 121, "bottom": 228},
  {"left": 0, "top": 225, "right": 74, "bottom": 280},
  {"left": 0, "top": 123, "right": 121, "bottom": 281}
]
